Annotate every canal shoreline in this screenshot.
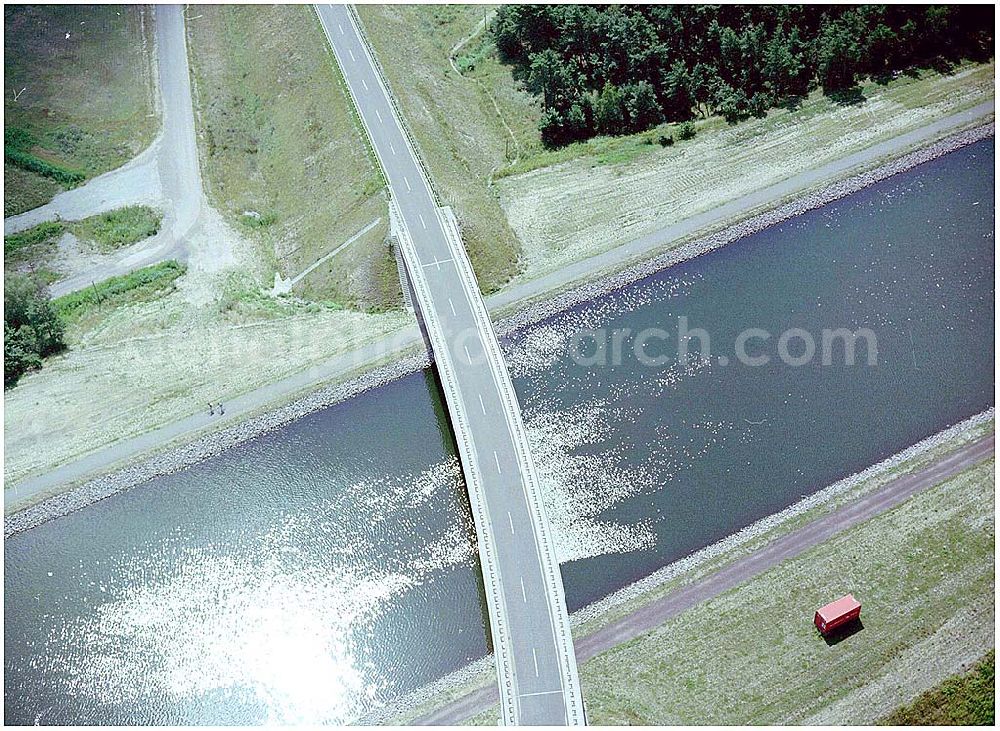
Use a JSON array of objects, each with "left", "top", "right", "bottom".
[
  {"left": 4, "top": 122, "right": 994, "bottom": 541},
  {"left": 373, "top": 408, "right": 995, "bottom": 725}
]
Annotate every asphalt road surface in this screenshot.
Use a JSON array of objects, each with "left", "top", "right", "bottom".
[
  {"left": 316, "top": 4, "right": 584, "bottom": 725},
  {"left": 412, "top": 434, "right": 995, "bottom": 724}
]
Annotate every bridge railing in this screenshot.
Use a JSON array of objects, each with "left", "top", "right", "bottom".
[
  {"left": 435, "top": 206, "right": 586, "bottom": 724},
  {"left": 391, "top": 200, "right": 521, "bottom": 723},
  {"left": 345, "top": 5, "right": 442, "bottom": 207}
]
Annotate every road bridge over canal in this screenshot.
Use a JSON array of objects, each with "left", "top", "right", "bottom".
[{"left": 316, "top": 4, "right": 585, "bottom": 725}]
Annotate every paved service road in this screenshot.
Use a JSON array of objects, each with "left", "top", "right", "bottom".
[{"left": 316, "top": 4, "right": 585, "bottom": 725}]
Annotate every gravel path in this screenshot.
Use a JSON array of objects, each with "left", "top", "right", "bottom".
[
  {"left": 3, "top": 6, "right": 204, "bottom": 298},
  {"left": 409, "top": 433, "right": 995, "bottom": 725}
]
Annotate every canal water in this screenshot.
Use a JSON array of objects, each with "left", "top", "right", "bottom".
[{"left": 5, "top": 139, "right": 994, "bottom": 724}]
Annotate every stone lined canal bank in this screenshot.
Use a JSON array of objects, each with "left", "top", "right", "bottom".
[{"left": 5, "top": 123, "right": 994, "bottom": 538}]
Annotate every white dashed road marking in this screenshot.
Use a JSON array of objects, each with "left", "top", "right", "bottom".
[
  {"left": 348, "top": 48, "right": 355, "bottom": 62},
  {"left": 478, "top": 392, "right": 487, "bottom": 414},
  {"left": 389, "top": 141, "right": 396, "bottom": 155},
  {"left": 403, "top": 176, "right": 411, "bottom": 192},
  {"left": 532, "top": 648, "right": 539, "bottom": 677},
  {"left": 361, "top": 78, "right": 368, "bottom": 91},
  {"left": 374, "top": 108, "right": 383, "bottom": 124},
  {"left": 418, "top": 214, "right": 426, "bottom": 229},
  {"left": 448, "top": 297, "right": 457, "bottom": 316},
  {"left": 520, "top": 576, "right": 527, "bottom": 603},
  {"left": 464, "top": 345, "right": 472, "bottom": 363},
  {"left": 507, "top": 511, "right": 514, "bottom": 535},
  {"left": 337, "top": 23, "right": 344, "bottom": 35},
  {"left": 494, "top": 450, "right": 502, "bottom": 474}
]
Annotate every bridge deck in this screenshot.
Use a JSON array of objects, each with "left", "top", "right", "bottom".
[{"left": 317, "top": 4, "right": 585, "bottom": 725}]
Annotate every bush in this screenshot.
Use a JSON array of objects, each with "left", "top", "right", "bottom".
[
  {"left": 658, "top": 134, "right": 674, "bottom": 147},
  {"left": 4, "top": 273, "right": 65, "bottom": 388},
  {"left": 53, "top": 260, "right": 185, "bottom": 324},
  {"left": 677, "top": 121, "right": 697, "bottom": 141}
]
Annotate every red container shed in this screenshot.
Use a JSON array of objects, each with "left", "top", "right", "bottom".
[{"left": 814, "top": 594, "right": 861, "bottom": 635}]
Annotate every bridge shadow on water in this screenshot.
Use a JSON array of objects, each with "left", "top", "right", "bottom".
[{"left": 423, "top": 366, "right": 496, "bottom": 656}]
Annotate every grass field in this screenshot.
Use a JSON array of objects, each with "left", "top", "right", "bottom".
[
  {"left": 565, "top": 459, "right": 995, "bottom": 725},
  {"left": 186, "top": 5, "right": 397, "bottom": 311},
  {"left": 881, "top": 650, "right": 994, "bottom": 725},
  {"left": 497, "top": 62, "right": 995, "bottom": 284},
  {"left": 3, "top": 5, "right": 157, "bottom": 216},
  {"left": 69, "top": 205, "right": 161, "bottom": 252},
  {"left": 4, "top": 220, "right": 65, "bottom": 255},
  {"left": 356, "top": 5, "right": 533, "bottom": 294}
]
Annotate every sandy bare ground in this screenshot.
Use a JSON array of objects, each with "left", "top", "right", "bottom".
[
  {"left": 4, "top": 6, "right": 207, "bottom": 298},
  {"left": 410, "top": 434, "right": 995, "bottom": 725}
]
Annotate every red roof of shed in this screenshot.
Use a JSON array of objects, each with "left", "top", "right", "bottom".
[{"left": 816, "top": 594, "right": 861, "bottom": 622}]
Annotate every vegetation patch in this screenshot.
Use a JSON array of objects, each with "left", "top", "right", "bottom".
[
  {"left": 492, "top": 6, "right": 993, "bottom": 147},
  {"left": 69, "top": 205, "right": 162, "bottom": 252},
  {"left": 3, "top": 5, "right": 157, "bottom": 214},
  {"left": 53, "top": 260, "right": 186, "bottom": 328},
  {"left": 4, "top": 272, "right": 65, "bottom": 388},
  {"left": 186, "top": 5, "right": 391, "bottom": 310},
  {"left": 4, "top": 128, "right": 85, "bottom": 186},
  {"left": 4, "top": 221, "right": 65, "bottom": 256},
  {"left": 881, "top": 650, "right": 994, "bottom": 725}
]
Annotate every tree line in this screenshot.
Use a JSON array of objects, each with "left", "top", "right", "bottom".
[{"left": 492, "top": 5, "right": 994, "bottom": 148}]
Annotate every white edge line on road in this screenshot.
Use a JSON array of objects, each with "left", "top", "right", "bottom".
[
  {"left": 494, "top": 450, "right": 502, "bottom": 474},
  {"left": 478, "top": 392, "right": 487, "bottom": 414},
  {"left": 520, "top": 575, "right": 527, "bottom": 603},
  {"left": 532, "top": 647, "right": 539, "bottom": 677}
]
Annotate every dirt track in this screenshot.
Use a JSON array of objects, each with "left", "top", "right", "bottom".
[{"left": 410, "top": 434, "right": 995, "bottom": 725}]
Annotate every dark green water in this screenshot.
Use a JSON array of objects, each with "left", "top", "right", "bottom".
[{"left": 5, "top": 139, "right": 994, "bottom": 724}]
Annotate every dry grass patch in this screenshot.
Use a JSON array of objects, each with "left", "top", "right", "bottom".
[{"left": 186, "top": 5, "right": 396, "bottom": 311}]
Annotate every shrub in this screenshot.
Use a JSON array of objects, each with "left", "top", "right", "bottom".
[
  {"left": 677, "top": 121, "right": 697, "bottom": 141},
  {"left": 658, "top": 134, "right": 674, "bottom": 147},
  {"left": 4, "top": 273, "right": 65, "bottom": 388}
]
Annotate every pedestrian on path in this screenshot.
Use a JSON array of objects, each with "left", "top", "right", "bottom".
[
  {"left": 208, "top": 403, "right": 215, "bottom": 416},
  {"left": 218, "top": 402, "right": 225, "bottom": 415}
]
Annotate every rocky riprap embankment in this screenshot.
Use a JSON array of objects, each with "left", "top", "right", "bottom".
[{"left": 6, "top": 124, "right": 993, "bottom": 537}]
